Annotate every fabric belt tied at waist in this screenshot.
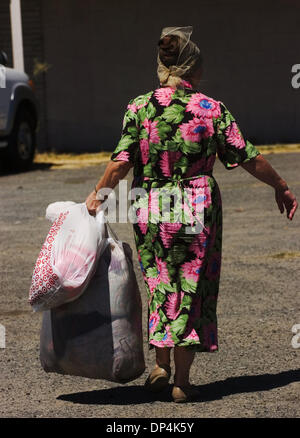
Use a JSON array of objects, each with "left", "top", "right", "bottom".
[{"left": 140, "top": 170, "right": 213, "bottom": 182}]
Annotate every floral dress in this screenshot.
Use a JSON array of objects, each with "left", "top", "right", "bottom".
[{"left": 110, "top": 80, "right": 260, "bottom": 352}]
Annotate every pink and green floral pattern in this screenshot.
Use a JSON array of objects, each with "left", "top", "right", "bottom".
[{"left": 111, "top": 81, "right": 260, "bottom": 352}]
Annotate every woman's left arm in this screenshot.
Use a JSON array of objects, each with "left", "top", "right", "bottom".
[
  {"left": 85, "top": 160, "right": 133, "bottom": 216},
  {"left": 240, "top": 154, "right": 298, "bottom": 220}
]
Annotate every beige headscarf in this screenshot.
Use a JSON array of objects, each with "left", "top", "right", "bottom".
[{"left": 157, "top": 26, "right": 201, "bottom": 88}]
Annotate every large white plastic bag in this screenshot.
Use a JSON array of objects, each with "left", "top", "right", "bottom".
[
  {"left": 29, "top": 202, "right": 107, "bottom": 312},
  {"left": 45, "top": 201, "right": 77, "bottom": 222},
  {"left": 39, "top": 223, "right": 145, "bottom": 383}
]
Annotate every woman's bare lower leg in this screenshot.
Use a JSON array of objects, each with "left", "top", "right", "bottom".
[
  {"left": 174, "top": 346, "right": 195, "bottom": 387},
  {"left": 155, "top": 347, "right": 171, "bottom": 368}
]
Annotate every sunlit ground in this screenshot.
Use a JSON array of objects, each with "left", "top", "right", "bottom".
[{"left": 33, "top": 144, "right": 300, "bottom": 170}]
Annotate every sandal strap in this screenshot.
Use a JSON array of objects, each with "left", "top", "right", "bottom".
[{"left": 157, "top": 363, "right": 171, "bottom": 376}]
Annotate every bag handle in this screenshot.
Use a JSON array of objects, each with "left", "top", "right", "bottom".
[
  {"left": 106, "top": 221, "right": 119, "bottom": 242},
  {"left": 95, "top": 207, "right": 119, "bottom": 241}
]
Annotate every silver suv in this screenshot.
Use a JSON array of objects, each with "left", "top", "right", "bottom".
[{"left": 0, "top": 50, "right": 39, "bottom": 171}]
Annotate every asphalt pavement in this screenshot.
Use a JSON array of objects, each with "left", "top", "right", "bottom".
[{"left": 0, "top": 152, "right": 299, "bottom": 418}]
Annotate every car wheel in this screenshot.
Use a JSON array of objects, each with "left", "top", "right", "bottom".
[{"left": 3, "top": 109, "right": 36, "bottom": 171}]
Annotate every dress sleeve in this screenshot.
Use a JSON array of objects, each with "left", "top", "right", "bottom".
[
  {"left": 110, "top": 99, "right": 139, "bottom": 164},
  {"left": 214, "top": 102, "right": 261, "bottom": 170}
]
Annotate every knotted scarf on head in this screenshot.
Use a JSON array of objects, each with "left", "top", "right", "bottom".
[{"left": 157, "top": 26, "right": 201, "bottom": 88}]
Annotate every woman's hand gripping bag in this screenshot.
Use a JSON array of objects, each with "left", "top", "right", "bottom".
[
  {"left": 29, "top": 202, "right": 106, "bottom": 312},
  {"left": 39, "top": 222, "right": 145, "bottom": 383}
]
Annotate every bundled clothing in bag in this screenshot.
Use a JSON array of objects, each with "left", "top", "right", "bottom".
[
  {"left": 39, "top": 215, "right": 145, "bottom": 383},
  {"left": 29, "top": 202, "right": 106, "bottom": 311}
]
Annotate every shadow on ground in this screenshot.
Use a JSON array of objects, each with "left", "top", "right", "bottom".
[
  {"left": 57, "top": 369, "right": 300, "bottom": 405},
  {"left": 0, "top": 162, "right": 52, "bottom": 176}
]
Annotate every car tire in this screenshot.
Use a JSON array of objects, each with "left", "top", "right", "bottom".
[{"left": 2, "top": 108, "right": 36, "bottom": 171}]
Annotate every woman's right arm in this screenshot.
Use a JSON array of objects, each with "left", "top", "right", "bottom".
[
  {"left": 85, "top": 160, "right": 133, "bottom": 216},
  {"left": 240, "top": 154, "right": 298, "bottom": 220}
]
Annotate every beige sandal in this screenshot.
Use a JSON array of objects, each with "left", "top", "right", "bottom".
[
  {"left": 172, "top": 384, "right": 200, "bottom": 403},
  {"left": 144, "top": 364, "right": 171, "bottom": 393}
]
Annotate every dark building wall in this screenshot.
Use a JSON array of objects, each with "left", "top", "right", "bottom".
[
  {"left": 3, "top": 1, "right": 300, "bottom": 152},
  {"left": 0, "top": 0, "right": 12, "bottom": 65},
  {"left": 41, "top": 0, "right": 300, "bottom": 152},
  {"left": 21, "top": 0, "right": 47, "bottom": 149}
]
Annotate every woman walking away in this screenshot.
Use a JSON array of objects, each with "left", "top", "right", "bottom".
[{"left": 85, "top": 26, "right": 298, "bottom": 403}]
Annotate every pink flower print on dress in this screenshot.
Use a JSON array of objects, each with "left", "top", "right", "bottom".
[
  {"left": 188, "top": 177, "right": 207, "bottom": 189},
  {"left": 189, "top": 229, "right": 208, "bottom": 259},
  {"left": 136, "top": 99, "right": 151, "bottom": 111},
  {"left": 227, "top": 163, "right": 239, "bottom": 169},
  {"left": 147, "top": 277, "right": 160, "bottom": 296},
  {"left": 134, "top": 94, "right": 152, "bottom": 111},
  {"left": 184, "top": 328, "right": 200, "bottom": 341},
  {"left": 164, "top": 291, "right": 185, "bottom": 320},
  {"left": 137, "top": 249, "right": 142, "bottom": 262},
  {"left": 155, "top": 255, "right": 170, "bottom": 284},
  {"left": 142, "top": 119, "right": 160, "bottom": 144},
  {"left": 148, "top": 189, "right": 160, "bottom": 216},
  {"left": 114, "top": 151, "right": 130, "bottom": 162},
  {"left": 149, "top": 308, "right": 160, "bottom": 334},
  {"left": 225, "top": 122, "right": 246, "bottom": 149},
  {"left": 179, "top": 117, "right": 214, "bottom": 142},
  {"left": 179, "top": 118, "right": 205, "bottom": 143},
  {"left": 181, "top": 80, "right": 193, "bottom": 89},
  {"left": 205, "top": 251, "right": 221, "bottom": 281},
  {"left": 182, "top": 187, "right": 205, "bottom": 225},
  {"left": 186, "top": 93, "right": 221, "bottom": 119},
  {"left": 137, "top": 207, "right": 148, "bottom": 235},
  {"left": 184, "top": 187, "right": 210, "bottom": 217},
  {"left": 203, "top": 185, "right": 212, "bottom": 208},
  {"left": 203, "top": 322, "right": 218, "bottom": 352},
  {"left": 161, "top": 325, "right": 175, "bottom": 346},
  {"left": 182, "top": 295, "right": 201, "bottom": 340},
  {"left": 159, "top": 151, "right": 182, "bottom": 177},
  {"left": 150, "top": 326, "right": 175, "bottom": 348},
  {"left": 154, "top": 87, "right": 175, "bottom": 107},
  {"left": 187, "top": 178, "right": 212, "bottom": 209},
  {"left": 127, "top": 102, "right": 137, "bottom": 113},
  {"left": 159, "top": 222, "right": 182, "bottom": 249},
  {"left": 190, "top": 188, "right": 205, "bottom": 213},
  {"left": 181, "top": 258, "right": 203, "bottom": 283},
  {"left": 140, "top": 138, "right": 149, "bottom": 165}
]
